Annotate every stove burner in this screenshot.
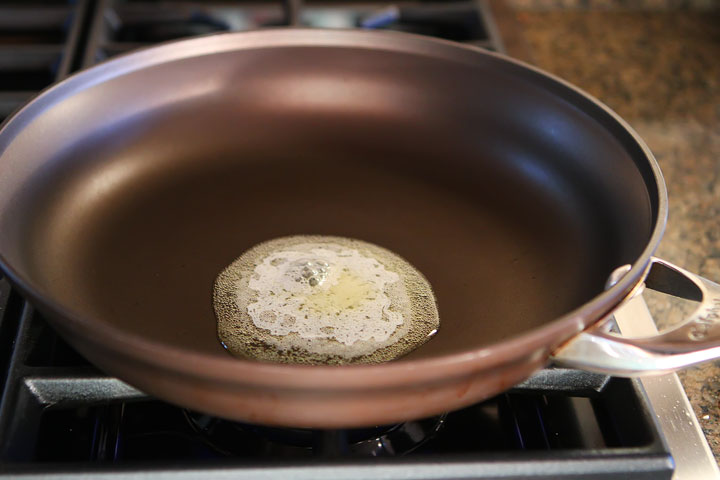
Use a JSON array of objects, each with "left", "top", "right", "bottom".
[{"left": 184, "top": 410, "right": 446, "bottom": 457}]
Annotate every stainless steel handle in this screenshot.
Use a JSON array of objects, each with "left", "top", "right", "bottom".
[{"left": 552, "top": 257, "right": 720, "bottom": 376}]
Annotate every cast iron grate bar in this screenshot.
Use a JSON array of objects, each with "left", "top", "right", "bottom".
[
  {"left": 0, "top": 277, "right": 21, "bottom": 395},
  {"left": 512, "top": 367, "right": 610, "bottom": 394},
  {"left": 23, "top": 376, "right": 149, "bottom": 407}
]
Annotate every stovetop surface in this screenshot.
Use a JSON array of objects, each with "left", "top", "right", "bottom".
[{"left": 0, "top": 1, "right": 686, "bottom": 478}]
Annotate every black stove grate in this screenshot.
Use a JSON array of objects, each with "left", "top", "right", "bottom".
[
  {"left": 0, "top": 0, "right": 88, "bottom": 122},
  {"left": 81, "top": 0, "right": 504, "bottom": 67},
  {"left": 0, "top": 1, "right": 674, "bottom": 478}
]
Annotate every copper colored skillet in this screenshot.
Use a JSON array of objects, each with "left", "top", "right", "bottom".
[{"left": 0, "top": 30, "right": 719, "bottom": 429}]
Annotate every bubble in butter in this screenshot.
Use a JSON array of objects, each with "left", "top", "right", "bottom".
[{"left": 212, "top": 235, "right": 439, "bottom": 365}]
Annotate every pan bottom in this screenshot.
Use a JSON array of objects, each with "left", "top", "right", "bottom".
[{"left": 16, "top": 107, "right": 618, "bottom": 362}]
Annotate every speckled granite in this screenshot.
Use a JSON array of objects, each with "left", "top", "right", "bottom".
[
  {"left": 506, "top": 0, "right": 719, "bottom": 10},
  {"left": 503, "top": 7, "right": 720, "bottom": 460}
]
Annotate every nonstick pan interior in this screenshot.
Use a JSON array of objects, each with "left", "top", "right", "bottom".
[{"left": 0, "top": 38, "right": 656, "bottom": 363}]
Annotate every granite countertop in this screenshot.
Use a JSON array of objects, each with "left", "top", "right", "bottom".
[{"left": 497, "top": 1, "right": 720, "bottom": 460}]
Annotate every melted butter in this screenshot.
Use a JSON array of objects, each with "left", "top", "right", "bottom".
[
  {"left": 305, "top": 272, "right": 377, "bottom": 316},
  {"left": 213, "top": 235, "right": 440, "bottom": 364}
]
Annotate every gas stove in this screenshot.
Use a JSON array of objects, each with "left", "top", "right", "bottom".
[{"left": 0, "top": 1, "right": 717, "bottom": 479}]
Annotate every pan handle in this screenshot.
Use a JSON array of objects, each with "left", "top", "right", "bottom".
[{"left": 551, "top": 257, "right": 720, "bottom": 376}]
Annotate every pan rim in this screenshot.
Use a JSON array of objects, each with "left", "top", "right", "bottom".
[{"left": 0, "top": 28, "right": 667, "bottom": 389}]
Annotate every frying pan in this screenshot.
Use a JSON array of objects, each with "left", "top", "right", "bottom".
[{"left": 0, "top": 30, "right": 719, "bottom": 429}]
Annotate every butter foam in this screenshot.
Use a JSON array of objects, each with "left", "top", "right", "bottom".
[{"left": 213, "top": 236, "right": 439, "bottom": 365}]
